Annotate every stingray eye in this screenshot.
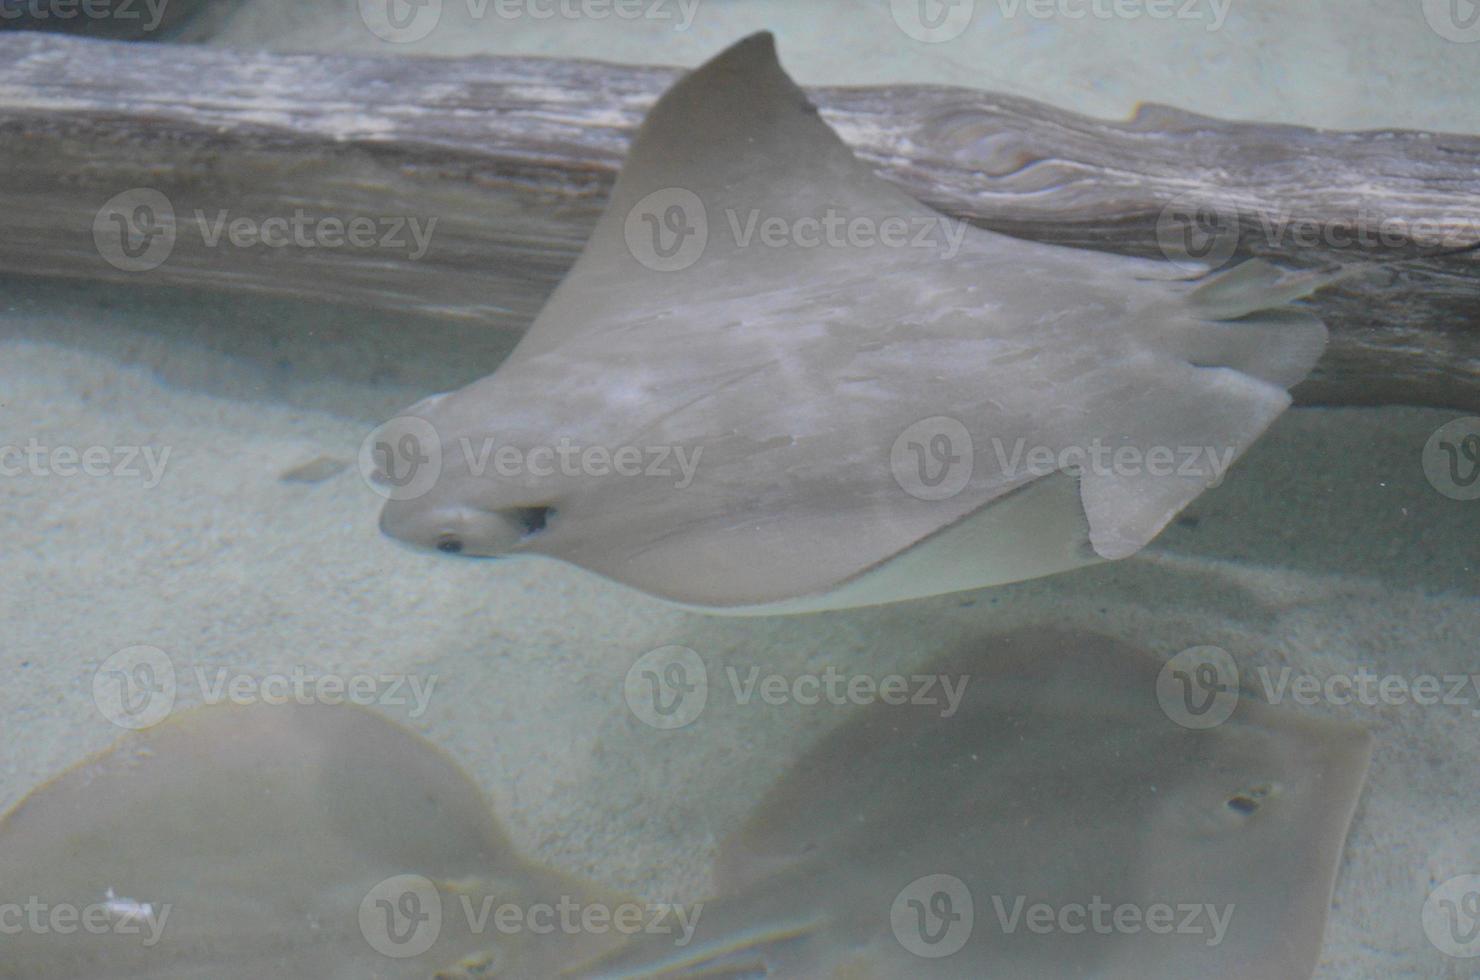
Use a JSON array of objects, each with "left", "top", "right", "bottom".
[
  {"left": 436, "top": 535, "right": 464, "bottom": 554},
  {"left": 509, "top": 506, "right": 553, "bottom": 539},
  {"left": 1226, "top": 783, "right": 1275, "bottom": 816}
]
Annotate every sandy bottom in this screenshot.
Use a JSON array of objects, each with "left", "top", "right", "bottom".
[{"left": 1, "top": 272, "right": 1476, "bottom": 977}]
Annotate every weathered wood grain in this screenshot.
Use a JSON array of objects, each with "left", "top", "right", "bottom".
[{"left": 0, "top": 34, "right": 1475, "bottom": 408}]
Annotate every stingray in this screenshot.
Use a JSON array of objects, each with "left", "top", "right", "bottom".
[
  {"left": 374, "top": 32, "right": 1338, "bottom": 613},
  {"left": 0, "top": 632, "right": 1369, "bottom": 978},
  {"left": 0, "top": 702, "right": 626, "bottom": 979},
  {"left": 578, "top": 630, "right": 1372, "bottom": 978}
]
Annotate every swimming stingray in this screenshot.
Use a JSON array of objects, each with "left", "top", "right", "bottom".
[
  {"left": 374, "top": 33, "right": 1338, "bottom": 613},
  {"left": 0, "top": 632, "right": 1369, "bottom": 978}
]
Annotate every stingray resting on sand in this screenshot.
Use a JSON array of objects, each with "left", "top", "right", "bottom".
[
  {"left": 373, "top": 32, "right": 1343, "bottom": 613},
  {"left": 0, "top": 632, "right": 1370, "bottom": 978}
]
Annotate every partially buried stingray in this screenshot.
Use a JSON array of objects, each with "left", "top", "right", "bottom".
[
  {"left": 0, "top": 632, "right": 1370, "bottom": 978},
  {"left": 375, "top": 33, "right": 1338, "bottom": 613}
]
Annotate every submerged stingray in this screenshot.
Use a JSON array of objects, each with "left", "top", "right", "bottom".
[
  {"left": 0, "top": 632, "right": 1369, "bottom": 978},
  {"left": 578, "top": 630, "right": 1372, "bottom": 978},
  {"left": 375, "top": 33, "right": 1336, "bottom": 613},
  {"left": 0, "top": 703, "right": 626, "bottom": 979}
]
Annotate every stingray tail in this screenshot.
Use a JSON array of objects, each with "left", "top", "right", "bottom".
[{"left": 565, "top": 885, "right": 829, "bottom": 979}]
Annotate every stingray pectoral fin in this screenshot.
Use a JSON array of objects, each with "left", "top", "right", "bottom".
[
  {"left": 1079, "top": 261, "right": 1331, "bottom": 562},
  {"left": 1173, "top": 308, "right": 1328, "bottom": 389},
  {"left": 1078, "top": 361, "right": 1294, "bottom": 561}
]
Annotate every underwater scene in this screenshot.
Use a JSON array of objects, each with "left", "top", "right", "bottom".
[{"left": 0, "top": 1, "right": 1477, "bottom": 977}]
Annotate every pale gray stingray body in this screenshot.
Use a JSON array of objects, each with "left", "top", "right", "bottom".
[
  {"left": 376, "top": 32, "right": 1334, "bottom": 613},
  {"left": 0, "top": 633, "right": 1370, "bottom": 978},
  {"left": 579, "top": 630, "right": 1372, "bottom": 978},
  {"left": 0, "top": 703, "right": 626, "bottom": 979}
]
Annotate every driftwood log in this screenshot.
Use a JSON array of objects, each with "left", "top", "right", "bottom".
[{"left": 1, "top": 34, "right": 1476, "bottom": 409}]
